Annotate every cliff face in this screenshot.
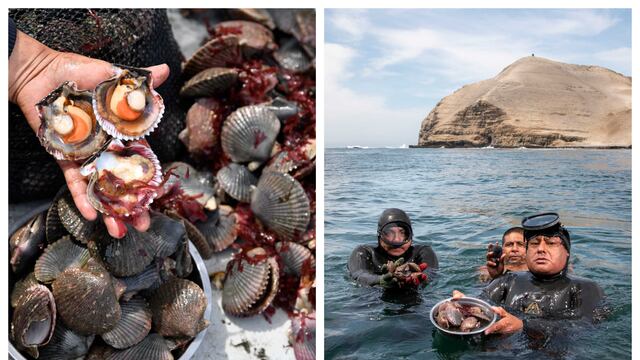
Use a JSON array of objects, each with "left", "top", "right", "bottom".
[{"left": 417, "top": 56, "right": 631, "bottom": 148}]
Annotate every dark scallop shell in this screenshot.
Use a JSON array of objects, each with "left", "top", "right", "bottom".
[
  {"left": 216, "top": 163, "right": 257, "bottom": 203},
  {"left": 38, "top": 322, "right": 94, "bottom": 360},
  {"left": 55, "top": 186, "right": 96, "bottom": 244},
  {"left": 10, "top": 283, "right": 56, "bottom": 358},
  {"left": 275, "top": 242, "right": 315, "bottom": 276},
  {"left": 220, "top": 105, "right": 280, "bottom": 164},
  {"left": 10, "top": 211, "right": 46, "bottom": 275},
  {"left": 34, "top": 236, "right": 90, "bottom": 284},
  {"left": 101, "top": 297, "right": 152, "bottom": 349},
  {"left": 195, "top": 208, "right": 238, "bottom": 253},
  {"left": 180, "top": 67, "right": 239, "bottom": 98},
  {"left": 149, "top": 278, "right": 209, "bottom": 338},
  {"left": 182, "top": 35, "right": 242, "bottom": 79}
]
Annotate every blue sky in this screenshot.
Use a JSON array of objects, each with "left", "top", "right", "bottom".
[{"left": 325, "top": 9, "right": 632, "bottom": 147}]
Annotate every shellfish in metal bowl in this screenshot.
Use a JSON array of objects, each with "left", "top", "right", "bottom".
[
  {"left": 430, "top": 297, "right": 497, "bottom": 336},
  {"left": 93, "top": 65, "right": 164, "bottom": 140},
  {"left": 36, "top": 81, "right": 109, "bottom": 161},
  {"left": 81, "top": 139, "right": 162, "bottom": 219}
]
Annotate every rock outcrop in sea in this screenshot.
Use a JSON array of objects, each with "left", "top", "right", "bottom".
[{"left": 416, "top": 56, "right": 631, "bottom": 148}]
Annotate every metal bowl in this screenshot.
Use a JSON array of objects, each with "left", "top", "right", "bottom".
[
  {"left": 9, "top": 203, "right": 212, "bottom": 360},
  {"left": 430, "top": 297, "right": 497, "bottom": 336}
]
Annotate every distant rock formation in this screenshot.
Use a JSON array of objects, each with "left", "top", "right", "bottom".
[{"left": 416, "top": 56, "right": 631, "bottom": 148}]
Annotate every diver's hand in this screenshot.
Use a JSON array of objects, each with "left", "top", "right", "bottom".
[
  {"left": 452, "top": 290, "right": 465, "bottom": 300},
  {"left": 484, "top": 306, "right": 523, "bottom": 336},
  {"left": 394, "top": 262, "right": 428, "bottom": 287},
  {"left": 9, "top": 30, "right": 169, "bottom": 238},
  {"left": 486, "top": 242, "right": 505, "bottom": 279},
  {"left": 379, "top": 272, "right": 398, "bottom": 288}
]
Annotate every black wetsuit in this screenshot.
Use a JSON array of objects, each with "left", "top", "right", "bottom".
[
  {"left": 483, "top": 271, "right": 604, "bottom": 321},
  {"left": 347, "top": 244, "right": 438, "bottom": 286}
]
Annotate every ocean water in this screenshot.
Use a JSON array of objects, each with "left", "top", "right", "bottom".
[{"left": 324, "top": 148, "right": 631, "bottom": 360}]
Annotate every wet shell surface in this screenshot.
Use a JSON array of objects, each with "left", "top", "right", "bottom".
[
  {"left": 221, "top": 105, "right": 281, "bottom": 163},
  {"left": 38, "top": 322, "right": 94, "bottom": 360},
  {"left": 179, "top": 98, "right": 223, "bottom": 159},
  {"left": 251, "top": 171, "right": 310, "bottom": 241},
  {"left": 82, "top": 139, "right": 162, "bottom": 219},
  {"left": 34, "top": 236, "right": 90, "bottom": 284},
  {"left": 119, "top": 264, "right": 162, "bottom": 301},
  {"left": 103, "top": 333, "right": 174, "bottom": 360},
  {"left": 11, "top": 273, "right": 39, "bottom": 308},
  {"left": 149, "top": 278, "right": 209, "bottom": 338},
  {"left": 55, "top": 186, "right": 96, "bottom": 243},
  {"left": 93, "top": 66, "right": 164, "bottom": 140},
  {"left": 92, "top": 225, "right": 156, "bottom": 277},
  {"left": 214, "top": 20, "right": 277, "bottom": 56},
  {"left": 45, "top": 200, "right": 68, "bottom": 244},
  {"left": 173, "top": 236, "right": 193, "bottom": 278},
  {"left": 217, "top": 163, "right": 257, "bottom": 203},
  {"left": 10, "top": 211, "right": 46, "bottom": 275},
  {"left": 10, "top": 283, "right": 56, "bottom": 358},
  {"left": 195, "top": 208, "right": 238, "bottom": 253},
  {"left": 101, "top": 297, "right": 152, "bottom": 349},
  {"left": 36, "top": 81, "right": 109, "bottom": 161},
  {"left": 276, "top": 242, "right": 315, "bottom": 276},
  {"left": 290, "top": 312, "right": 316, "bottom": 360},
  {"left": 222, "top": 249, "right": 280, "bottom": 317},
  {"left": 183, "top": 35, "right": 242, "bottom": 79},
  {"left": 180, "top": 67, "right": 239, "bottom": 98},
  {"left": 163, "top": 162, "right": 217, "bottom": 210},
  {"left": 273, "top": 42, "right": 312, "bottom": 73},
  {"left": 171, "top": 211, "right": 214, "bottom": 259},
  {"left": 146, "top": 211, "right": 186, "bottom": 258},
  {"left": 52, "top": 266, "right": 121, "bottom": 335}
]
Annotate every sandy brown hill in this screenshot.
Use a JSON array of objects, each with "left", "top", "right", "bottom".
[{"left": 417, "top": 56, "right": 631, "bottom": 148}]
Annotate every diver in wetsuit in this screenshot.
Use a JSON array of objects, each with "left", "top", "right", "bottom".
[
  {"left": 348, "top": 208, "right": 438, "bottom": 288},
  {"left": 454, "top": 212, "right": 604, "bottom": 336}
]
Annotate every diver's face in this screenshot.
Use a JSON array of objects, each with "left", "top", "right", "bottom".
[
  {"left": 380, "top": 226, "right": 411, "bottom": 256},
  {"left": 503, "top": 232, "right": 526, "bottom": 266},
  {"left": 526, "top": 235, "right": 568, "bottom": 276}
]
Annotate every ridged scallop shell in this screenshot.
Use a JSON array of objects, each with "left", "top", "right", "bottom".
[
  {"left": 146, "top": 211, "right": 185, "bottom": 258},
  {"left": 92, "top": 225, "right": 156, "bottom": 277},
  {"left": 52, "top": 266, "right": 121, "bottom": 335},
  {"left": 275, "top": 242, "right": 315, "bottom": 276},
  {"left": 266, "top": 139, "right": 316, "bottom": 179},
  {"left": 101, "top": 297, "right": 152, "bottom": 349},
  {"left": 162, "top": 162, "right": 217, "bottom": 210},
  {"left": 46, "top": 200, "right": 68, "bottom": 244},
  {"left": 11, "top": 283, "right": 56, "bottom": 358},
  {"left": 221, "top": 105, "right": 280, "bottom": 163},
  {"left": 217, "top": 163, "right": 257, "bottom": 203},
  {"left": 183, "top": 35, "right": 242, "bottom": 79},
  {"left": 119, "top": 264, "right": 162, "bottom": 301},
  {"left": 35, "top": 236, "right": 90, "bottom": 283},
  {"left": 103, "top": 333, "right": 174, "bottom": 360},
  {"left": 264, "top": 97, "right": 299, "bottom": 121},
  {"left": 222, "top": 251, "right": 279, "bottom": 317},
  {"left": 38, "top": 322, "right": 94, "bottom": 360},
  {"left": 173, "top": 236, "right": 193, "bottom": 278},
  {"left": 55, "top": 186, "right": 96, "bottom": 243},
  {"left": 149, "top": 278, "right": 209, "bottom": 338},
  {"left": 93, "top": 66, "right": 164, "bottom": 140},
  {"left": 214, "top": 20, "right": 276, "bottom": 56},
  {"left": 11, "top": 273, "right": 39, "bottom": 308},
  {"left": 82, "top": 139, "right": 162, "bottom": 219},
  {"left": 180, "top": 67, "right": 239, "bottom": 98},
  {"left": 36, "top": 81, "right": 109, "bottom": 161},
  {"left": 290, "top": 312, "right": 316, "bottom": 360},
  {"left": 274, "top": 43, "right": 312, "bottom": 73},
  {"left": 169, "top": 211, "right": 214, "bottom": 259},
  {"left": 228, "top": 9, "right": 275, "bottom": 29},
  {"left": 10, "top": 211, "right": 46, "bottom": 275},
  {"left": 195, "top": 209, "right": 238, "bottom": 253},
  {"left": 251, "top": 171, "right": 310, "bottom": 241}
]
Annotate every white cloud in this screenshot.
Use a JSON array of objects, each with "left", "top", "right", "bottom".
[
  {"left": 328, "top": 10, "right": 371, "bottom": 41},
  {"left": 591, "top": 47, "right": 632, "bottom": 74}
]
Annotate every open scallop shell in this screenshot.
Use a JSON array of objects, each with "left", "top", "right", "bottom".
[
  {"left": 34, "top": 236, "right": 90, "bottom": 284},
  {"left": 216, "top": 163, "right": 257, "bottom": 203},
  {"left": 183, "top": 35, "right": 243, "bottom": 79},
  {"left": 36, "top": 81, "right": 109, "bottom": 161},
  {"left": 93, "top": 65, "right": 164, "bottom": 140},
  {"left": 10, "top": 283, "right": 56, "bottom": 358},
  {"left": 54, "top": 186, "right": 96, "bottom": 243},
  {"left": 221, "top": 105, "right": 280, "bottom": 163},
  {"left": 250, "top": 171, "right": 310, "bottom": 241},
  {"left": 149, "top": 278, "right": 209, "bottom": 338},
  {"left": 82, "top": 139, "right": 162, "bottom": 219},
  {"left": 38, "top": 322, "right": 94, "bottom": 360},
  {"left": 195, "top": 208, "right": 239, "bottom": 253},
  {"left": 180, "top": 67, "right": 239, "bottom": 98},
  {"left": 101, "top": 297, "right": 152, "bottom": 349},
  {"left": 52, "top": 266, "right": 121, "bottom": 335},
  {"left": 275, "top": 242, "right": 315, "bottom": 276},
  {"left": 222, "top": 248, "right": 279, "bottom": 317}
]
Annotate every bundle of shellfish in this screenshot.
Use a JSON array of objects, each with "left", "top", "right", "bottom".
[
  {"left": 148, "top": 9, "right": 316, "bottom": 360},
  {"left": 9, "top": 196, "right": 210, "bottom": 359},
  {"left": 36, "top": 64, "right": 166, "bottom": 220}
]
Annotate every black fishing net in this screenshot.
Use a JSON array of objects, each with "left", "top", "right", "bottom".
[{"left": 9, "top": 9, "right": 186, "bottom": 202}]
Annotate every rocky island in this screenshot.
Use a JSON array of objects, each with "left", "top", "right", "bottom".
[{"left": 415, "top": 56, "right": 631, "bottom": 148}]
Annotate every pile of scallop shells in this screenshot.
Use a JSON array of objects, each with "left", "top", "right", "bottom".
[
  {"left": 10, "top": 187, "right": 209, "bottom": 359},
  {"left": 155, "top": 8, "right": 316, "bottom": 359}
]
